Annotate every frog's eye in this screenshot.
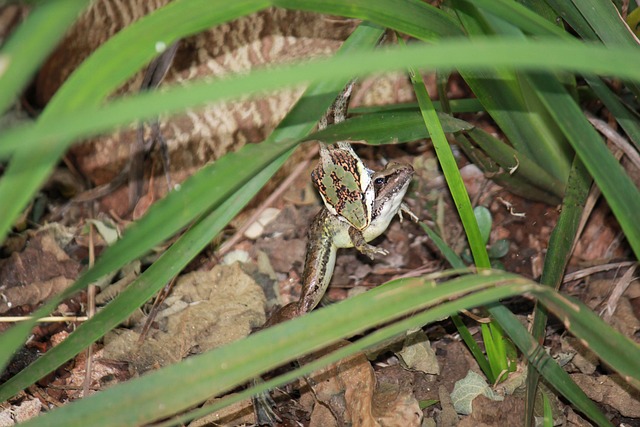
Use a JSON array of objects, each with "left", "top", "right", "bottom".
[{"left": 374, "top": 176, "right": 386, "bottom": 186}]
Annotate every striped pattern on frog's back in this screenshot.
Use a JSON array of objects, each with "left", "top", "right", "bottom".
[{"left": 312, "top": 143, "right": 373, "bottom": 230}]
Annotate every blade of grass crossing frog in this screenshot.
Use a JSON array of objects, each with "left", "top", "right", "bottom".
[{"left": 0, "top": 20, "right": 386, "bottom": 399}]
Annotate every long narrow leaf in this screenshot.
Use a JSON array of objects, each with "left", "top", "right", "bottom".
[
  {"left": 0, "top": 0, "right": 92, "bottom": 114},
  {"left": 305, "top": 109, "right": 472, "bottom": 145},
  {"left": 18, "top": 272, "right": 538, "bottom": 427},
  {"left": 0, "top": 40, "right": 637, "bottom": 161},
  {"left": 19, "top": 270, "right": 639, "bottom": 427},
  {"left": 0, "top": 0, "right": 270, "bottom": 247},
  {"left": 527, "top": 73, "right": 640, "bottom": 260},
  {"left": 400, "top": 37, "right": 490, "bottom": 268},
  {"left": 421, "top": 221, "right": 611, "bottom": 424},
  {"left": 0, "top": 21, "right": 386, "bottom": 398},
  {"left": 526, "top": 155, "right": 592, "bottom": 425},
  {"left": 585, "top": 75, "right": 640, "bottom": 151}
]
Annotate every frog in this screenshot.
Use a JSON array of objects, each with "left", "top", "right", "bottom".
[
  {"left": 264, "top": 161, "right": 415, "bottom": 325},
  {"left": 311, "top": 142, "right": 377, "bottom": 255},
  {"left": 255, "top": 162, "right": 416, "bottom": 426},
  {"left": 311, "top": 80, "right": 381, "bottom": 258}
]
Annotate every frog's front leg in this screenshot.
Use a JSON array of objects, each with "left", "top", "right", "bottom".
[
  {"left": 348, "top": 226, "right": 388, "bottom": 259},
  {"left": 398, "top": 202, "right": 420, "bottom": 223}
]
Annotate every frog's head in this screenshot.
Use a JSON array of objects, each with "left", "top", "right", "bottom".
[{"left": 370, "top": 162, "right": 414, "bottom": 225}]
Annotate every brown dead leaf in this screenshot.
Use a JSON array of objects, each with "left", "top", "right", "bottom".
[
  {"left": 373, "top": 380, "right": 422, "bottom": 427},
  {"left": 52, "top": 348, "right": 132, "bottom": 400},
  {"left": 0, "top": 230, "right": 78, "bottom": 285},
  {"left": 298, "top": 342, "right": 421, "bottom": 427},
  {"left": 0, "top": 276, "right": 73, "bottom": 314},
  {"left": 457, "top": 394, "right": 525, "bottom": 427},
  {"left": 103, "top": 263, "right": 266, "bottom": 373},
  {"left": 190, "top": 394, "right": 255, "bottom": 426},
  {"left": 397, "top": 330, "right": 440, "bottom": 375},
  {"left": 300, "top": 343, "right": 378, "bottom": 427},
  {"left": 0, "top": 231, "right": 79, "bottom": 313},
  {"left": 571, "top": 373, "right": 640, "bottom": 418}
]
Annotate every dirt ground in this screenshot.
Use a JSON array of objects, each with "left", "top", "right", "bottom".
[
  {"left": 0, "top": 7, "right": 637, "bottom": 419},
  {"left": 0, "top": 130, "right": 638, "bottom": 426}
]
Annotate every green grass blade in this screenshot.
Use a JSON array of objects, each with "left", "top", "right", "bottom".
[
  {"left": 18, "top": 272, "right": 538, "bottom": 427},
  {"left": 0, "top": 136, "right": 297, "bottom": 375},
  {"left": 0, "top": 40, "right": 637, "bottom": 160},
  {"left": 401, "top": 37, "right": 497, "bottom": 388},
  {"left": 41, "top": 0, "right": 270, "bottom": 116},
  {"left": 488, "top": 304, "right": 610, "bottom": 426},
  {"left": 349, "top": 98, "right": 485, "bottom": 114},
  {"left": 450, "top": 313, "right": 493, "bottom": 380},
  {"left": 306, "top": 109, "right": 473, "bottom": 145},
  {"left": 0, "top": 0, "right": 269, "bottom": 248},
  {"left": 525, "top": 155, "right": 592, "bottom": 426},
  {"left": 466, "top": 127, "right": 566, "bottom": 199},
  {"left": 420, "top": 223, "right": 612, "bottom": 424},
  {"left": 399, "top": 36, "right": 490, "bottom": 268},
  {"left": 570, "top": 0, "right": 640, "bottom": 47},
  {"left": 454, "top": 133, "right": 562, "bottom": 204},
  {"left": 0, "top": 0, "right": 92, "bottom": 114},
  {"left": 420, "top": 223, "right": 495, "bottom": 380},
  {"left": 274, "top": 0, "right": 463, "bottom": 39},
  {"left": 0, "top": 21, "right": 386, "bottom": 396},
  {"left": 534, "top": 288, "right": 640, "bottom": 389},
  {"left": 0, "top": 0, "right": 459, "bottom": 253},
  {"left": 20, "top": 270, "right": 639, "bottom": 427},
  {"left": 566, "top": 0, "right": 640, "bottom": 97},
  {"left": 544, "top": 0, "right": 598, "bottom": 40},
  {"left": 585, "top": 75, "right": 640, "bottom": 151},
  {"left": 543, "top": 393, "right": 553, "bottom": 427},
  {"left": 419, "top": 223, "right": 465, "bottom": 269},
  {"left": 472, "top": 0, "right": 569, "bottom": 38},
  {"left": 450, "top": 2, "right": 573, "bottom": 182},
  {"left": 0, "top": 40, "right": 634, "bottom": 251},
  {"left": 527, "top": 73, "right": 640, "bottom": 260},
  {"left": 0, "top": 155, "right": 288, "bottom": 402}
]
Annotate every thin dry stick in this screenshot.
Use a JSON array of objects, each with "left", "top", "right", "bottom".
[
  {"left": 585, "top": 110, "right": 640, "bottom": 171},
  {"left": 217, "top": 145, "right": 320, "bottom": 257},
  {"left": 0, "top": 316, "right": 89, "bottom": 322},
  {"left": 138, "top": 276, "right": 178, "bottom": 344},
  {"left": 83, "top": 220, "right": 97, "bottom": 398},
  {"left": 570, "top": 139, "right": 625, "bottom": 257},
  {"left": 602, "top": 264, "right": 637, "bottom": 322},
  {"left": 563, "top": 261, "right": 637, "bottom": 282}
]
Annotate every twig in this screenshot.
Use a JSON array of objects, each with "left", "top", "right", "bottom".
[
  {"left": 83, "top": 220, "right": 97, "bottom": 397},
  {"left": 585, "top": 110, "right": 640, "bottom": 171},
  {"left": 0, "top": 316, "right": 89, "bottom": 322},
  {"left": 571, "top": 129, "right": 626, "bottom": 257},
  {"left": 138, "top": 276, "right": 178, "bottom": 344},
  {"left": 602, "top": 264, "right": 637, "bottom": 322},
  {"left": 563, "top": 261, "right": 638, "bottom": 282}
]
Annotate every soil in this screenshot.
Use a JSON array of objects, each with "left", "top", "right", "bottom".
[
  {"left": 1, "top": 131, "right": 638, "bottom": 426},
  {"left": 0, "top": 14, "right": 637, "bottom": 421}
]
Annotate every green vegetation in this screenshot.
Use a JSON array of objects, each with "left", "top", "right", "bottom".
[{"left": 0, "top": 1, "right": 638, "bottom": 426}]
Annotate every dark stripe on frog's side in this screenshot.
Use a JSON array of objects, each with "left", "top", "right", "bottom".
[{"left": 262, "top": 208, "right": 339, "bottom": 326}]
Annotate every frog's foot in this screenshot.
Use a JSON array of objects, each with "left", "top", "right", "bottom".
[
  {"left": 398, "top": 202, "right": 419, "bottom": 223},
  {"left": 252, "top": 379, "right": 282, "bottom": 426},
  {"left": 349, "top": 227, "right": 388, "bottom": 260},
  {"left": 358, "top": 243, "right": 389, "bottom": 260}
]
